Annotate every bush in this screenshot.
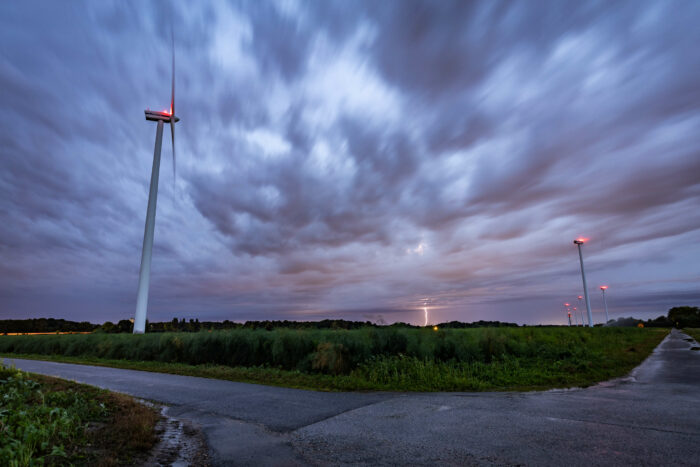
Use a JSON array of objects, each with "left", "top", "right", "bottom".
[
  {"left": 0, "top": 326, "right": 661, "bottom": 377},
  {"left": 0, "top": 366, "right": 108, "bottom": 464},
  {"left": 668, "top": 306, "right": 700, "bottom": 328}
]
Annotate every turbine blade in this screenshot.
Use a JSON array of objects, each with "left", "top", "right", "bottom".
[
  {"left": 171, "top": 121, "right": 176, "bottom": 180},
  {"left": 170, "top": 30, "right": 175, "bottom": 116}
]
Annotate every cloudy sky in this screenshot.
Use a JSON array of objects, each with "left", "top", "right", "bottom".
[{"left": 1, "top": 0, "right": 698, "bottom": 326}]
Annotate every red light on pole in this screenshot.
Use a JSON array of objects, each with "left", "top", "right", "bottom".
[
  {"left": 564, "top": 303, "right": 570, "bottom": 307},
  {"left": 600, "top": 285, "right": 608, "bottom": 290}
]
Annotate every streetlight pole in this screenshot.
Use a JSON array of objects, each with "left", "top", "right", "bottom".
[
  {"left": 574, "top": 238, "right": 594, "bottom": 327},
  {"left": 600, "top": 286, "right": 609, "bottom": 324}
]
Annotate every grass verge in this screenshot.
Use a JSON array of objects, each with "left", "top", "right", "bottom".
[
  {"left": 0, "top": 328, "right": 668, "bottom": 392},
  {"left": 0, "top": 363, "right": 159, "bottom": 466},
  {"left": 684, "top": 328, "right": 700, "bottom": 344}
]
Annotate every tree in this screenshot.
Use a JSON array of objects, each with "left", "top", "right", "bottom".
[
  {"left": 117, "top": 320, "right": 134, "bottom": 333},
  {"left": 667, "top": 306, "right": 700, "bottom": 328}
]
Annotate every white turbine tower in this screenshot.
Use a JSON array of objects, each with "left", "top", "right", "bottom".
[{"left": 133, "top": 36, "right": 179, "bottom": 334}]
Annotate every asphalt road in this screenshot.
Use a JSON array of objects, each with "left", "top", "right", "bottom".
[{"left": 5, "top": 329, "right": 700, "bottom": 466}]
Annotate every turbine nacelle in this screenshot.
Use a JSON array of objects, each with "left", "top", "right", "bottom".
[{"left": 145, "top": 110, "right": 179, "bottom": 123}]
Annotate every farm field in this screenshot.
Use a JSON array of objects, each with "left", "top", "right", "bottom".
[
  {"left": 0, "top": 365, "right": 158, "bottom": 465},
  {"left": 1, "top": 327, "right": 667, "bottom": 392}
]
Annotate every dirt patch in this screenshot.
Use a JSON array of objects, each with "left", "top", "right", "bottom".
[{"left": 141, "top": 405, "right": 209, "bottom": 466}]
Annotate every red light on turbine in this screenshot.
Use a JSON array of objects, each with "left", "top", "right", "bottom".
[
  {"left": 564, "top": 303, "right": 570, "bottom": 307},
  {"left": 600, "top": 285, "right": 608, "bottom": 290},
  {"left": 567, "top": 312, "right": 571, "bottom": 316},
  {"left": 578, "top": 295, "right": 583, "bottom": 299},
  {"left": 573, "top": 307, "right": 577, "bottom": 311}
]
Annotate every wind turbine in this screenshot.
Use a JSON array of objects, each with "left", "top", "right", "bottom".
[
  {"left": 133, "top": 36, "right": 179, "bottom": 334},
  {"left": 573, "top": 238, "right": 594, "bottom": 328}
]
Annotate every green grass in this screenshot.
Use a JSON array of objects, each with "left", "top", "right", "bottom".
[
  {"left": 0, "top": 327, "right": 668, "bottom": 392},
  {"left": 0, "top": 363, "right": 159, "bottom": 466}
]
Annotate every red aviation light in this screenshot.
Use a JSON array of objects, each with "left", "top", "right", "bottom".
[
  {"left": 600, "top": 285, "right": 608, "bottom": 290},
  {"left": 578, "top": 295, "right": 583, "bottom": 299},
  {"left": 564, "top": 303, "right": 570, "bottom": 307}
]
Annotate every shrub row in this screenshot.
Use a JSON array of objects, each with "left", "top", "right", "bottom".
[{"left": 0, "top": 327, "right": 652, "bottom": 375}]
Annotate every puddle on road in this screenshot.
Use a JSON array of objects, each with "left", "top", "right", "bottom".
[{"left": 140, "top": 404, "right": 209, "bottom": 467}]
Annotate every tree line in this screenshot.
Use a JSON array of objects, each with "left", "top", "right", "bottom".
[{"left": 1, "top": 306, "right": 696, "bottom": 334}]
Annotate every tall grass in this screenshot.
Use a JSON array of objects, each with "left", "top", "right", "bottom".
[{"left": 0, "top": 327, "right": 664, "bottom": 379}]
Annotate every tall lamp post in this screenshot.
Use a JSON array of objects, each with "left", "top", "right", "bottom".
[
  {"left": 600, "top": 286, "right": 609, "bottom": 324},
  {"left": 573, "top": 238, "right": 594, "bottom": 327}
]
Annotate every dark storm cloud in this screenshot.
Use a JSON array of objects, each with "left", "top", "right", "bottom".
[{"left": 1, "top": 0, "right": 698, "bottom": 325}]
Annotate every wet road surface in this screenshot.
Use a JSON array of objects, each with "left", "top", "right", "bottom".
[{"left": 5, "top": 329, "right": 700, "bottom": 466}]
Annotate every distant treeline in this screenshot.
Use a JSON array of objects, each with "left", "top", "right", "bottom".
[
  {"left": 1, "top": 317, "right": 517, "bottom": 334},
  {"left": 606, "top": 307, "right": 700, "bottom": 328},
  {"left": 1, "top": 306, "right": 695, "bottom": 334},
  {"left": 103, "top": 318, "right": 518, "bottom": 333},
  {"left": 0, "top": 318, "right": 97, "bottom": 334},
  {"left": 606, "top": 316, "right": 672, "bottom": 328}
]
